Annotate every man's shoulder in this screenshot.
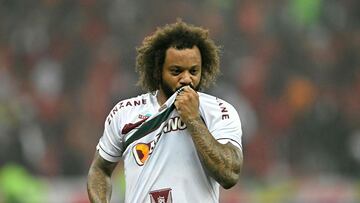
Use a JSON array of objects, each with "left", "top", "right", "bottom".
[
  {"left": 105, "top": 92, "right": 155, "bottom": 125},
  {"left": 106, "top": 92, "right": 153, "bottom": 122},
  {"left": 198, "top": 92, "right": 232, "bottom": 106},
  {"left": 113, "top": 92, "right": 153, "bottom": 109},
  {"left": 198, "top": 91, "right": 239, "bottom": 118},
  {"left": 198, "top": 92, "right": 217, "bottom": 102}
]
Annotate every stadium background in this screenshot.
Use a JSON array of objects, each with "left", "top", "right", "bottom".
[{"left": 0, "top": 0, "right": 359, "bottom": 202}]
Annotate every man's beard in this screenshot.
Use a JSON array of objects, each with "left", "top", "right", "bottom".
[{"left": 160, "top": 80, "right": 199, "bottom": 99}]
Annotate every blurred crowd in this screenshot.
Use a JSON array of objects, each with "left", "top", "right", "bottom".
[{"left": 0, "top": 0, "right": 359, "bottom": 195}]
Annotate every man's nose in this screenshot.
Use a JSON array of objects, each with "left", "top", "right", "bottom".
[{"left": 179, "top": 72, "right": 192, "bottom": 85}]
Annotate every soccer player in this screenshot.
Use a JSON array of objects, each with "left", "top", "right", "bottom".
[{"left": 87, "top": 20, "right": 244, "bottom": 203}]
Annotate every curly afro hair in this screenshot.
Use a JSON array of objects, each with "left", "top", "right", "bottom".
[{"left": 135, "top": 20, "right": 221, "bottom": 92}]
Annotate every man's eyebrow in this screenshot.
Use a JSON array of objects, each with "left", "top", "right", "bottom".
[
  {"left": 170, "top": 65, "right": 200, "bottom": 69},
  {"left": 170, "top": 65, "right": 182, "bottom": 68},
  {"left": 190, "top": 65, "right": 200, "bottom": 69}
]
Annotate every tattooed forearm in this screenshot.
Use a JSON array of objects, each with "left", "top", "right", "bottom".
[
  {"left": 186, "top": 116, "right": 243, "bottom": 189},
  {"left": 87, "top": 152, "right": 117, "bottom": 203},
  {"left": 87, "top": 167, "right": 112, "bottom": 203}
]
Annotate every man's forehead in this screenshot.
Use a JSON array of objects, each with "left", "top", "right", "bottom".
[{"left": 165, "top": 46, "right": 201, "bottom": 59}]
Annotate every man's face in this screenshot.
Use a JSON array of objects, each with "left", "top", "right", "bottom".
[{"left": 160, "top": 46, "right": 202, "bottom": 98}]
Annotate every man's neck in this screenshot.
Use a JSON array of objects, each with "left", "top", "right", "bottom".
[{"left": 156, "top": 89, "right": 168, "bottom": 106}]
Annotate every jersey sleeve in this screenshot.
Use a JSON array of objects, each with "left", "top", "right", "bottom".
[
  {"left": 96, "top": 104, "right": 125, "bottom": 162},
  {"left": 201, "top": 98, "right": 243, "bottom": 152}
]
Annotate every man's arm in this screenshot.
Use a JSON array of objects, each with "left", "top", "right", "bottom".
[
  {"left": 186, "top": 117, "right": 243, "bottom": 189},
  {"left": 175, "top": 86, "right": 243, "bottom": 189},
  {"left": 87, "top": 151, "right": 118, "bottom": 203}
]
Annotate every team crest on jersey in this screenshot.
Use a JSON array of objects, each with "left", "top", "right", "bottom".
[
  {"left": 132, "top": 116, "right": 186, "bottom": 166},
  {"left": 149, "top": 188, "right": 172, "bottom": 203}
]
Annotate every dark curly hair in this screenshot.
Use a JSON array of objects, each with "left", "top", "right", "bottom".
[{"left": 135, "top": 20, "right": 221, "bottom": 92}]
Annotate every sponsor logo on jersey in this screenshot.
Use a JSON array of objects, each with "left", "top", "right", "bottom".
[
  {"left": 132, "top": 133, "right": 160, "bottom": 166},
  {"left": 149, "top": 188, "right": 172, "bottom": 203},
  {"left": 107, "top": 99, "right": 147, "bottom": 125},
  {"left": 132, "top": 116, "right": 186, "bottom": 166},
  {"left": 216, "top": 98, "right": 230, "bottom": 120},
  {"left": 132, "top": 143, "right": 151, "bottom": 165},
  {"left": 162, "top": 116, "right": 186, "bottom": 133}
]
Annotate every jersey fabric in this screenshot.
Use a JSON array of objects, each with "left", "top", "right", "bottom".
[{"left": 96, "top": 90, "right": 243, "bottom": 203}]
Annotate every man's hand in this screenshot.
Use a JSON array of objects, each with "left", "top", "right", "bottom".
[{"left": 174, "top": 86, "right": 200, "bottom": 124}]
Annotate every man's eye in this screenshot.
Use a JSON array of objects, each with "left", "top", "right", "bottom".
[
  {"left": 171, "top": 69, "right": 181, "bottom": 75},
  {"left": 190, "top": 69, "right": 198, "bottom": 75}
]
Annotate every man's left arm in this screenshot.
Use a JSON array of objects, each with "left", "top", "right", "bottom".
[
  {"left": 175, "top": 87, "right": 243, "bottom": 189},
  {"left": 186, "top": 117, "right": 243, "bottom": 189}
]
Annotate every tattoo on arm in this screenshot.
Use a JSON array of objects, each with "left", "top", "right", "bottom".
[
  {"left": 186, "top": 117, "right": 243, "bottom": 189},
  {"left": 87, "top": 152, "right": 118, "bottom": 203}
]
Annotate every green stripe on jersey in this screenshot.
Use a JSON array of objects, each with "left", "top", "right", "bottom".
[{"left": 124, "top": 104, "right": 175, "bottom": 150}]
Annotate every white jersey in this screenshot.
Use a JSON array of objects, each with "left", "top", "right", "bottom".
[{"left": 97, "top": 91, "right": 243, "bottom": 203}]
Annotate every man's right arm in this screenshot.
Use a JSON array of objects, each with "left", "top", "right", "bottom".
[{"left": 87, "top": 151, "right": 118, "bottom": 203}]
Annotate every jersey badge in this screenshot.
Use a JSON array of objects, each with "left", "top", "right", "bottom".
[{"left": 138, "top": 113, "right": 152, "bottom": 119}]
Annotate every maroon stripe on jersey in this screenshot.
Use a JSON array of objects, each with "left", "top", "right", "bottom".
[{"left": 122, "top": 118, "right": 148, "bottom": 134}]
